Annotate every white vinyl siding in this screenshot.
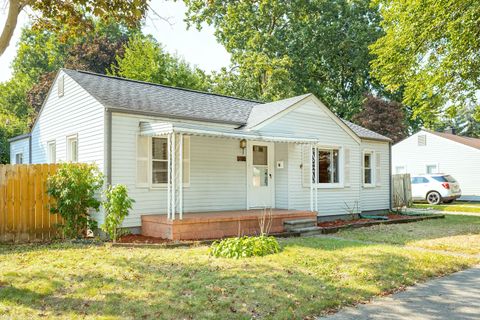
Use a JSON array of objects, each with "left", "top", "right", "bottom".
[
  {"left": 393, "top": 130, "right": 480, "bottom": 201},
  {"left": 30, "top": 71, "right": 104, "bottom": 171},
  {"left": 112, "top": 113, "right": 247, "bottom": 227},
  {"left": 360, "top": 141, "right": 390, "bottom": 211},
  {"left": 9, "top": 138, "right": 29, "bottom": 164}
]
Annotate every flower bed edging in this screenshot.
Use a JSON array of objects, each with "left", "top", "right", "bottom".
[{"left": 319, "top": 214, "right": 445, "bottom": 234}]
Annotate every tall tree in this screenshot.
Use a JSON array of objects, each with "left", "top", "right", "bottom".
[
  {"left": 0, "top": 0, "right": 149, "bottom": 57},
  {"left": 184, "top": 0, "right": 383, "bottom": 117},
  {"left": 112, "top": 34, "right": 211, "bottom": 91},
  {"left": 370, "top": 0, "right": 480, "bottom": 128},
  {"left": 353, "top": 94, "right": 407, "bottom": 143}
]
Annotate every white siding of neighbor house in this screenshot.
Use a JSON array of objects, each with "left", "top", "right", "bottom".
[
  {"left": 30, "top": 71, "right": 105, "bottom": 171},
  {"left": 10, "top": 138, "right": 30, "bottom": 164},
  {"left": 393, "top": 131, "right": 480, "bottom": 200},
  {"left": 360, "top": 140, "right": 391, "bottom": 211},
  {"left": 111, "top": 113, "right": 249, "bottom": 227},
  {"left": 257, "top": 99, "right": 390, "bottom": 215}
]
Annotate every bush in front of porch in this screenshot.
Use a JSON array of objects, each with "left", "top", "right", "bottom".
[{"left": 210, "top": 235, "right": 280, "bottom": 258}]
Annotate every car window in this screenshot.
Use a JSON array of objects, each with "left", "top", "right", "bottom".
[
  {"left": 432, "top": 176, "right": 447, "bottom": 182},
  {"left": 444, "top": 175, "right": 457, "bottom": 183},
  {"left": 411, "top": 177, "right": 428, "bottom": 184}
]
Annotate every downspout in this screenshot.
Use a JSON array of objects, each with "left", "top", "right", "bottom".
[
  {"left": 389, "top": 141, "right": 392, "bottom": 211},
  {"left": 105, "top": 110, "right": 112, "bottom": 185}
]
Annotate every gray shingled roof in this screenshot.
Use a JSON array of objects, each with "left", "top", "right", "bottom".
[
  {"left": 63, "top": 69, "right": 390, "bottom": 142},
  {"left": 63, "top": 69, "right": 259, "bottom": 124},
  {"left": 342, "top": 120, "right": 391, "bottom": 142}
]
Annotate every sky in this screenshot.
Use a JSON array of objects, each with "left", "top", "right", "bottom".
[{"left": 0, "top": 0, "right": 231, "bottom": 82}]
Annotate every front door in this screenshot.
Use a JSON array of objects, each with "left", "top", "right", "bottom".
[{"left": 247, "top": 141, "right": 275, "bottom": 208}]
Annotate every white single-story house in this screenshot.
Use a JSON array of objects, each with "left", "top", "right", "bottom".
[
  {"left": 9, "top": 69, "right": 392, "bottom": 237},
  {"left": 392, "top": 129, "right": 480, "bottom": 201}
]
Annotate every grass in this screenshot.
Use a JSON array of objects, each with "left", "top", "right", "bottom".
[
  {"left": 338, "top": 215, "right": 480, "bottom": 255},
  {"left": 0, "top": 238, "right": 477, "bottom": 319},
  {"left": 412, "top": 202, "right": 480, "bottom": 214}
]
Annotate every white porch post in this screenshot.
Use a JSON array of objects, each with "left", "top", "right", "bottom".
[
  {"left": 179, "top": 133, "right": 183, "bottom": 220},
  {"left": 310, "top": 144, "right": 314, "bottom": 212},
  {"left": 314, "top": 146, "right": 319, "bottom": 212},
  {"left": 167, "top": 133, "right": 171, "bottom": 219},
  {"left": 171, "top": 133, "right": 176, "bottom": 220}
]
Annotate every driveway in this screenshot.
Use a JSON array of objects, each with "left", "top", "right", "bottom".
[{"left": 321, "top": 265, "right": 480, "bottom": 320}]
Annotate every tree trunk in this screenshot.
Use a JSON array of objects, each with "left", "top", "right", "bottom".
[{"left": 0, "top": 0, "right": 24, "bottom": 57}]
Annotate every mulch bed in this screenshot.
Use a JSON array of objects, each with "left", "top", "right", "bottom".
[
  {"left": 117, "top": 234, "right": 171, "bottom": 244},
  {"left": 318, "top": 214, "right": 413, "bottom": 228}
]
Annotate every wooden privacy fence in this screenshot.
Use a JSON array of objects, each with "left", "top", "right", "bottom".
[
  {"left": 392, "top": 173, "right": 412, "bottom": 208},
  {"left": 0, "top": 164, "right": 62, "bottom": 242}
]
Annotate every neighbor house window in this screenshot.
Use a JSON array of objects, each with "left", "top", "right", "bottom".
[
  {"left": 66, "top": 135, "right": 78, "bottom": 162},
  {"left": 47, "top": 140, "right": 56, "bottom": 163},
  {"left": 152, "top": 137, "right": 168, "bottom": 185},
  {"left": 15, "top": 153, "right": 23, "bottom": 164},
  {"left": 426, "top": 164, "right": 437, "bottom": 174},
  {"left": 395, "top": 166, "right": 406, "bottom": 174},
  {"left": 363, "top": 152, "right": 373, "bottom": 185},
  {"left": 313, "top": 148, "right": 339, "bottom": 184}
]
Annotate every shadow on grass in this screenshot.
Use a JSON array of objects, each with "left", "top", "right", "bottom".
[{"left": 0, "top": 238, "right": 471, "bottom": 319}]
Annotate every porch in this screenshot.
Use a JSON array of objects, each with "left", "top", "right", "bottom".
[{"left": 141, "top": 209, "right": 317, "bottom": 240}]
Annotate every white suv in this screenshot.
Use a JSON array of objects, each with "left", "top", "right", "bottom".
[{"left": 411, "top": 174, "right": 462, "bottom": 205}]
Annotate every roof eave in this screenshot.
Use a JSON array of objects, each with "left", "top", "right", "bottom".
[{"left": 8, "top": 133, "right": 31, "bottom": 143}]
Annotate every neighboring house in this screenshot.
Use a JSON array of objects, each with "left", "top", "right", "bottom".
[
  {"left": 9, "top": 69, "right": 392, "bottom": 231},
  {"left": 8, "top": 133, "right": 30, "bottom": 164},
  {"left": 392, "top": 129, "right": 480, "bottom": 201}
]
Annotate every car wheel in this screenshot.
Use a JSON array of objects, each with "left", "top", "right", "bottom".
[
  {"left": 426, "top": 191, "right": 442, "bottom": 205},
  {"left": 443, "top": 199, "right": 454, "bottom": 204}
]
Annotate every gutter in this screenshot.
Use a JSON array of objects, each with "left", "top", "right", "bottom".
[
  {"left": 389, "top": 141, "right": 392, "bottom": 211},
  {"left": 105, "top": 109, "right": 112, "bottom": 185}
]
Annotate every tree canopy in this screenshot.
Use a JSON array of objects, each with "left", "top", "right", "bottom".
[{"left": 370, "top": 0, "right": 480, "bottom": 131}]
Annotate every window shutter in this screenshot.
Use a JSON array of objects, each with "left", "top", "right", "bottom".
[
  {"left": 302, "top": 145, "right": 312, "bottom": 188},
  {"left": 375, "top": 152, "right": 381, "bottom": 186},
  {"left": 344, "top": 148, "right": 351, "bottom": 187},
  {"left": 182, "top": 135, "right": 190, "bottom": 185},
  {"left": 136, "top": 135, "right": 149, "bottom": 186}
]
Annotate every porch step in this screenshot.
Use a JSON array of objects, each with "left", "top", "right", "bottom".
[
  {"left": 291, "top": 226, "right": 323, "bottom": 236},
  {"left": 284, "top": 219, "right": 317, "bottom": 231}
]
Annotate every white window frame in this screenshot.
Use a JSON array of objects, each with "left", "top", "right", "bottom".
[
  {"left": 47, "top": 140, "right": 56, "bottom": 164},
  {"left": 395, "top": 165, "right": 406, "bottom": 174},
  {"left": 151, "top": 137, "right": 169, "bottom": 188},
  {"left": 313, "top": 145, "right": 344, "bottom": 189},
  {"left": 363, "top": 150, "right": 375, "bottom": 187},
  {"left": 66, "top": 134, "right": 78, "bottom": 162},
  {"left": 15, "top": 152, "right": 23, "bottom": 164},
  {"left": 425, "top": 163, "right": 438, "bottom": 174}
]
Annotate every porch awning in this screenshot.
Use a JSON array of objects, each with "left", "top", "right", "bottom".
[{"left": 140, "top": 121, "right": 319, "bottom": 144}]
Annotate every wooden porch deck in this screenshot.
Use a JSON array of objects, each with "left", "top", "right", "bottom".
[{"left": 141, "top": 209, "right": 317, "bottom": 240}]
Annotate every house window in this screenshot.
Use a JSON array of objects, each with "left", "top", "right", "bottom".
[
  {"left": 363, "top": 152, "right": 373, "bottom": 185},
  {"left": 426, "top": 164, "right": 437, "bottom": 174},
  {"left": 66, "top": 135, "right": 78, "bottom": 162},
  {"left": 313, "top": 148, "right": 339, "bottom": 184},
  {"left": 15, "top": 153, "right": 23, "bottom": 164},
  {"left": 152, "top": 137, "right": 168, "bottom": 185},
  {"left": 47, "top": 141, "right": 56, "bottom": 163}
]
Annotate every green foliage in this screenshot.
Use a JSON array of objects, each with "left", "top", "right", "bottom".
[
  {"left": 101, "top": 184, "right": 135, "bottom": 242},
  {"left": 112, "top": 34, "right": 211, "bottom": 91},
  {"left": 184, "top": 0, "right": 383, "bottom": 117},
  {"left": 371, "top": 0, "right": 480, "bottom": 128},
  {"left": 0, "top": 112, "right": 28, "bottom": 164},
  {"left": 210, "top": 235, "right": 280, "bottom": 259},
  {"left": 47, "top": 163, "right": 104, "bottom": 239}
]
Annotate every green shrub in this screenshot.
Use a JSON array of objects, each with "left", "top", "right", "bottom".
[
  {"left": 47, "top": 163, "right": 103, "bottom": 238},
  {"left": 210, "top": 235, "right": 280, "bottom": 259},
  {"left": 101, "top": 184, "right": 135, "bottom": 242}
]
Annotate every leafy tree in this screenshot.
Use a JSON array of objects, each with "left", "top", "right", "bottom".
[
  {"left": 0, "top": 111, "right": 28, "bottom": 164},
  {"left": 0, "top": 0, "right": 148, "bottom": 57},
  {"left": 184, "top": 0, "right": 383, "bottom": 117},
  {"left": 47, "top": 163, "right": 104, "bottom": 239},
  {"left": 353, "top": 94, "right": 407, "bottom": 143},
  {"left": 102, "top": 184, "right": 135, "bottom": 243},
  {"left": 112, "top": 34, "right": 211, "bottom": 91},
  {"left": 370, "top": 0, "right": 480, "bottom": 127}
]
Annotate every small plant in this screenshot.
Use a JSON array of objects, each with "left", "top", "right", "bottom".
[
  {"left": 101, "top": 184, "right": 135, "bottom": 242},
  {"left": 47, "top": 163, "right": 103, "bottom": 238},
  {"left": 344, "top": 200, "right": 359, "bottom": 220},
  {"left": 210, "top": 235, "right": 280, "bottom": 259},
  {"left": 258, "top": 207, "right": 273, "bottom": 235}
]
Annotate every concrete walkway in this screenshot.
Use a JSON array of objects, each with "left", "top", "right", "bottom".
[{"left": 320, "top": 265, "right": 480, "bottom": 320}]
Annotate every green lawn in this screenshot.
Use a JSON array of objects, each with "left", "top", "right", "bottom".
[
  {"left": 412, "top": 202, "right": 480, "bottom": 214},
  {"left": 0, "top": 238, "right": 477, "bottom": 320},
  {"left": 338, "top": 215, "right": 480, "bottom": 255}
]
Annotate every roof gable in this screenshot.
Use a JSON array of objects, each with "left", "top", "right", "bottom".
[{"left": 426, "top": 130, "right": 480, "bottom": 150}]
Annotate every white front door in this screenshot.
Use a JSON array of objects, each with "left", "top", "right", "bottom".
[{"left": 247, "top": 141, "right": 275, "bottom": 208}]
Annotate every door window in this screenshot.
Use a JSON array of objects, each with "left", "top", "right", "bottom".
[{"left": 252, "top": 145, "right": 268, "bottom": 187}]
